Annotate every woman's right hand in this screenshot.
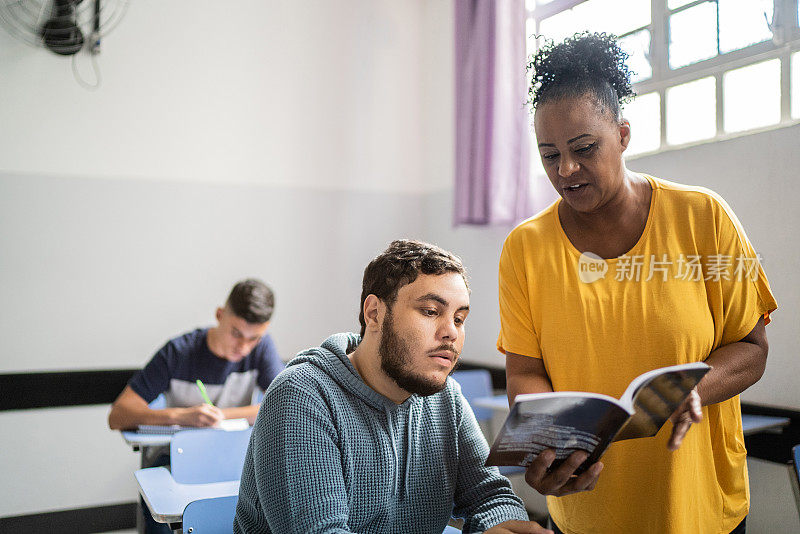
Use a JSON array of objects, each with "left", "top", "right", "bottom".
[
  {"left": 505, "top": 354, "right": 603, "bottom": 495},
  {"left": 524, "top": 449, "right": 603, "bottom": 497}
]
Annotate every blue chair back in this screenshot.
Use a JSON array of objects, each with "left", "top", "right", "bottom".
[
  {"left": 452, "top": 369, "right": 525, "bottom": 478},
  {"left": 182, "top": 495, "right": 238, "bottom": 533},
  {"left": 442, "top": 525, "right": 461, "bottom": 533},
  {"left": 452, "top": 370, "right": 494, "bottom": 422},
  {"left": 148, "top": 394, "right": 166, "bottom": 410},
  {"left": 170, "top": 428, "right": 252, "bottom": 484},
  {"left": 791, "top": 444, "right": 800, "bottom": 523}
]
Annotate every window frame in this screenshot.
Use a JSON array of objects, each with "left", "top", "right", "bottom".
[{"left": 526, "top": 0, "right": 800, "bottom": 155}]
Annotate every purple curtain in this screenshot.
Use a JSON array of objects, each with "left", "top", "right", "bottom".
[{"left": 454, "top": 0, "right": 530, "bottom": 226}]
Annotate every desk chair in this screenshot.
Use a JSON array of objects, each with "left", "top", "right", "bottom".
[
  {"left": 452, "top": 370, "right": 495, "bottom": 422},
  {"left": 149, "top": 394, "right": 167, "bottom": 410},
  {"left": 182, "top": 495, "right": 238, "bottom": 533},
  {"left": 452, "top": 370, "right": 525, "bottom": 478},
  {"left": 791, "top": 444, "right": 800, "bottom": 523},
  {"left": 170, "top": 427, "right": 252, "bottom": 484}
]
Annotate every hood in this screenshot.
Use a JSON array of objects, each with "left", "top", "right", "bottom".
[{"left": 287, "top": 332, "right": 400, "bottom": 412}]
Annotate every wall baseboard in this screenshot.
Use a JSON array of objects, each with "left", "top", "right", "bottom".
[
  {"left": 0, "top": 502, "right": 136, "bottom": 533},
  {"left": 0, "top": 370, "right": 137, "bottom": 411}
]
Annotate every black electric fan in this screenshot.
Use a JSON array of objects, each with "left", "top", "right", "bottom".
[{"left": 0, "top": 0, "right": 128, "bottom": 55}]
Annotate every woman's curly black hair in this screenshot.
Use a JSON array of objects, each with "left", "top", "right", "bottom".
[{"left": 528, "top": 32, "right": 635, "bottom": 117}]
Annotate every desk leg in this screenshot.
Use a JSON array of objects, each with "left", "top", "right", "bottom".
[
  {"left": 137, "top": 445, "right": 171, "bottom": 534},
  {"left": 136, "top": 446, "right": 150, "bottom": 534},
  {"left": 136, "top": 502, "right": 145, "bottom": 534}
]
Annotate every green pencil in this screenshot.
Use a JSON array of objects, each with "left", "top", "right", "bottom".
[{"left": 196, "top": 379, "right": 215, "bottom": 407}]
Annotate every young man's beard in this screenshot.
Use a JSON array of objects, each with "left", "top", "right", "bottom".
[{"left": 378, "top": 309, "right": 458, "bottom": 397}]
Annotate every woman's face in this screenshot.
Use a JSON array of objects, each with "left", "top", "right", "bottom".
[{"left": 534, "top": 93, "right": 630, "bottom": 214}]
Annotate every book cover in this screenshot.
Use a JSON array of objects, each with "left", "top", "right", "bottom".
[{"left": 485, "top": 362, "right": 710, "bottom": 473}]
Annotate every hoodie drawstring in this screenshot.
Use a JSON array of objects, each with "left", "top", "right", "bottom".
[
  {"left": 385, "top": 405, "right": 399, "bottom": 497},
  {"left": 403, "top": 403, "right": 412, "bottom": 500},
  {"left": 385, "top": 402, "right": 414, "bottom": 499}
]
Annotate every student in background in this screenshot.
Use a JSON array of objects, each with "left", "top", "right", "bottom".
[
  {"left": 111, "top": 279, "right": 284, "bottom": 533},
  {"left": 108, "top": 278, "right": 284, "bottom": 430},
  {"left": 235, "top": 240, "right": 551, "bottom": 534}
]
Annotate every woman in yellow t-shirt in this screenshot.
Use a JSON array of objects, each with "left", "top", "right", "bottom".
[{"left": 499, "top": 33, "right": 777, "bottom": 534}]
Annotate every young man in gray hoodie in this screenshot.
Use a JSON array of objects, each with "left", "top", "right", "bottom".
[{"left": 234, "top": 240, "right": 550, "bottom": 534}]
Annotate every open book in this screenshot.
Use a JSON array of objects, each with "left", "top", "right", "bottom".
[
  {"left": 485, "top": 362, "right": 710, "bottom": 473},
  {"left": 136, "top": 417, "right": 250, "bottom": 435}
]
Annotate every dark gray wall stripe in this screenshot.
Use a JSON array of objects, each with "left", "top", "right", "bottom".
[
  {"left": 2, "top": 368, "right": 796, "bottom": 464},
  {"left": 0, "top": 369, "right": 137, "bottom": 411},
  {"left": 0, "top": 502, "right": 136, "bottom": 533}
]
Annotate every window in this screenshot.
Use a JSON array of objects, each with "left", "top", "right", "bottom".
[
  {"left": 538, "top": 0, "right": 650, "bottom": 45},
  {"left": 666, "top": 77, "right": 716, "bottom": 144},
  {"left": 669, "top": 2, "right": 718, "bottom": 69},
  {"left": 723, "top": 59, "right": 781, "bottom": 133},
  {"left": 619, "top": 30, "right": 652, "bottom": 83},
  {"left": 792, "top": 51, "right": 800, "bottom": 119},
  {"left": 624, "top": 92, "right": 661, "bottom": 155},
  {"left": 718, "top": 0, "right": 773, "bottom": 54},
  {"left": 527, "top": 0, "right": 800, "bottom": 156}
]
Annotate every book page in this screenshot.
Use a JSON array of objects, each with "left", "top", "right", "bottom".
[
  {"left": 614, "top": 362, "right": 710, "bottom": 441},
  {"left": 493, "top": 412, "right": 601, "bottom": 462}
]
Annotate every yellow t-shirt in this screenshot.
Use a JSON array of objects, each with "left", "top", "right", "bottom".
[{"left": 497, "top": 176, "right": 777, "bottom": 534}]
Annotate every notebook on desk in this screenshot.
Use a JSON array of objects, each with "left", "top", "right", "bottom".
[{"left": 136, "top": 418, "right": 250, "bottom": 434}]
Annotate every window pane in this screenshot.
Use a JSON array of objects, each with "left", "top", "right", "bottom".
[
  {"left": 669, "top": 2, "right": 717, "bottom": 69},
  {"left": 619, "top": 30, "right": 652, "bottom": 83},
  {"left": 572, "top": 0, "right": 650, "bottom": 37},
  {"left": 793, "top": 51, "right": 800, "bottom": 119},
  {"left": 668, "top": 0, "right": 695, "bottom": 8},
  {"left": 724, "top": 59, "right": 780, "bottom": 133},
  {"left": 719, "top": 0, "right": 772, "bottom": 54},
  {"left": 526, "top": 18, "right": 538, "bottom": 57},
  {"left": 666, "top": 77, "right": 716, "bottom": 145},
  {"left": 538, "top": 9, "right": 580, "bottom": 44},
  {"left": 530, "top": 129, "right": 546, "bottom": 177},
  {"left": 538, "top": 0, "right": 650, "bottom": 44},
  {"left": 624, "top": 92, "right": 661, "bottom": 155}
]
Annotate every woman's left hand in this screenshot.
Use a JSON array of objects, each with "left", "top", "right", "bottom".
[{"left": 667, "top": 388, "right": 703, "bottom": 450}]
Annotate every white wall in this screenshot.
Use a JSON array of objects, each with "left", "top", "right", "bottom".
[
  {"left": 1, "top": 0, "right": 797, "bottom": 523},
  {"left": 0, "top": 406, "right": 141, "bottom": 517},
  {"left": 0, "top": 0, "right": 428, "bottom": 193},
  {"left": 0, "top": 0, "right": 443, "bottom": 518},
  {"left": 0, "top": 0, "right": 438, "bottom": 376}
]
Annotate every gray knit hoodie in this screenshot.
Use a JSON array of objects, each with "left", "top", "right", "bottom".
[{"left": 234, "top": 333, "right": 527, "bottom": 534}]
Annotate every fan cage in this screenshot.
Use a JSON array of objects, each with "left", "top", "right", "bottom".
[{"left": 0, "top": 0, "right": 128, "bottom": 48}]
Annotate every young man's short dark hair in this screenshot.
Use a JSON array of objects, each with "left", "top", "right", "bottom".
[
  {"left": 227, "top": 279, "right": 275, "bottom": 324},
  {"left": 358, "top": 239, "right": 468, "bottom": 336}
]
